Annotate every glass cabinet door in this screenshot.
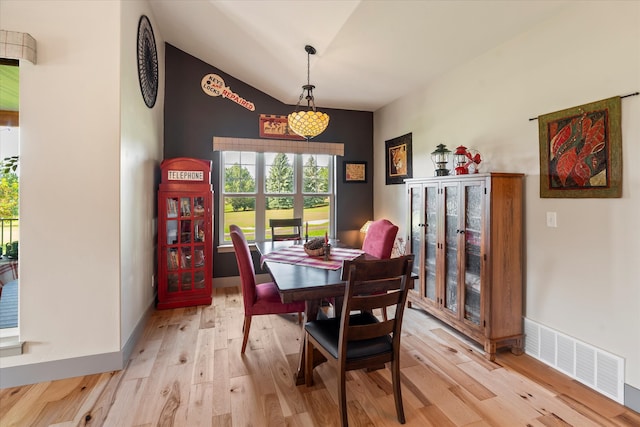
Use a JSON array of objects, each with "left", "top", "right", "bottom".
[
  {"left": 443, "top": 183, "right": 459, "bottom": 314},
  {"left": 463, "top": 181, "right": 483, "bottom": 325},
  {"left": 166, "top": 197, "right": 179, "bottom": 244},
  {"left": 408, "top": 185, "right": 422, "bottom": 295},
  {"left": 167, "top": 249, "right": 179, "bottom": 292},
  {"left": 424, "top": 184, "right": 438, "bottom": 302},
  {"left": 409, "top": 183, "right": 438, "bottom": 302},
  {"left": 163, "top": 194, "right": 208, "bottom": 295}
]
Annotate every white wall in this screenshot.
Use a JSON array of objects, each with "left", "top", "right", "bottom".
[
  {"left": 0, "top": 0, "right": 162, "bottom": 379},
  {"left": 0, "top": 0, "right": 121, "bottom": 366},
  {"left": 374, "top": 1, "right": 640, "bottom": 390},
  {"left": 119, "top": 1, "right": 164, "bottom": 350}
]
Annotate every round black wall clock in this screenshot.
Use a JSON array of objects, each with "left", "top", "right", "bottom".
[{"left": 137, "top": 15, "right": 158, "bottom": 108}]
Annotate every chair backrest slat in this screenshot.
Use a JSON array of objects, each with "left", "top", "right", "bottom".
[
  {"left": 349, "top": 320, "right": 395, "bottom": 341},
  {"left": 350, "top": 291, "right": 403, "bottom": 313}
]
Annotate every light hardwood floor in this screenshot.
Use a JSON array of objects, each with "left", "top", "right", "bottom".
[{"left": 1, "top": 286, "right": 639, "bottom": 426}]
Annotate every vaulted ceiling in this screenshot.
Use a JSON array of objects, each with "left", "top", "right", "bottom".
[
  {"left": 149, "top": 0, "right": 570, "bottom": 112},
  {"left": 0, "top": 1, "right": 571, "bottom": 121}
]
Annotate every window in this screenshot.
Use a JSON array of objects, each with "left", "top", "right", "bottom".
[
  {"left": 221, "top": 151, "right": 334, "bottom": 243},
  {"left": 0, "top": 59, "right": 20, "bottom": 335}
]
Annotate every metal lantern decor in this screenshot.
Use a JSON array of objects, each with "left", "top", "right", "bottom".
[
  {"left": 288, "top": 45, "right": 330, "bottom": 140},
  {"left": 454, "top": 145, "right": 469, "bottom": 175},
  {"left": 431, "top": 144, "right": 451, "bottom": 176}
]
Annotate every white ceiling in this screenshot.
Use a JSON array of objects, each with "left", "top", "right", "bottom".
[{"left": 149, "top": 0, "right": 570, "bottom": 112}]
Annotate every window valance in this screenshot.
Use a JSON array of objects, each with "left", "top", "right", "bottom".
[
  {"left": 0, "top": 30, "right": 37, "bottom": 64},
  {"left": 213, "top": 136, "right": 344, "bottom": 156}
]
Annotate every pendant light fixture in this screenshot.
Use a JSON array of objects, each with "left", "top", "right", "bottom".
[{"left": 288, "top": 45, "right": 330, "bottom": 140}]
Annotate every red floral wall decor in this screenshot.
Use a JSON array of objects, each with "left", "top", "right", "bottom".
[{"left": 538, "top": 96, "right": 622, "bottom": 198}]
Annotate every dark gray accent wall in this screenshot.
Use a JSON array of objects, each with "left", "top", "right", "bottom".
[{"left": 163, "top": 44, "right": 373, "bottom": 278}]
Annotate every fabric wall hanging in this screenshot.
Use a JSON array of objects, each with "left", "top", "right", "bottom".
[{"left": 538, "top": 96, "right": 622, "bottom": 198}]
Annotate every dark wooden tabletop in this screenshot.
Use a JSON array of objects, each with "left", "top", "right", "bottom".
[{"left": 255, "top": 240, "right": 360, "bottom": 303}]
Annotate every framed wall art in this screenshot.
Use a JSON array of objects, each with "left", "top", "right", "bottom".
[
  {"left": 343, "top": 161, "right": 367, "bottom": 183},
  {"left": 538, "top": 96, "right": 622, "bottom": 198},
  {"left": 385, "top": 133, "right": 412, "bottom": 185},
  {"left": 259, "top": 114, "right": 304, "bottom": 140}
]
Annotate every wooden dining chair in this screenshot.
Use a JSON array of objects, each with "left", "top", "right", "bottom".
[
  {"left": 269, "top": 218, "right": 303, "bottom": 241},
  {"left": 362, "top": 219, "right": 399, "bottom": 320},
  {"left": 229, "top": 224, "right": 305, "bottom": 353},
  {"left": 304, "top": 255, "right": 414, "bottom": 427}
]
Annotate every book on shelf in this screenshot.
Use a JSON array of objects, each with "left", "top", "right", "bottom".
[
  {"left": 194, "top": 248, "right": 204, "bottom": 267},
  {"left": 181, "top": 198, "right": 191, "bottom": 216},
  {"left": 168, "top": 250, "right": 179, "bottom": 270},
  {"left": 167, "top": 198, "right": 178, "bottom": 218}
]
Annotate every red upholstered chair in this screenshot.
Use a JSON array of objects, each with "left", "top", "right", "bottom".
[
  {"left": 362, "top": 219, "right": 399, "bottom": 260},
  {"left": 361, "top": 219, "right": 399, "bottom": 320},
  {"left": 230, "top": 225, "right": 305, "bottom": 353}
]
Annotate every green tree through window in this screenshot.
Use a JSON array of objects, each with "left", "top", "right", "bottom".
[
  {"left": 266, "top": 153, "right": 293, "bottom": 209},
  {"left": 304, "top": 155, "right": 328, "bottom": 208},
  {"left": 220, "top": 151, "right": 334, "bottom": 243},
  {"left": 0, "top": 172, "right": 19, "bottom": 218},
  {"left": 224, "top": 163, "right": 255, "bottom": 211}
]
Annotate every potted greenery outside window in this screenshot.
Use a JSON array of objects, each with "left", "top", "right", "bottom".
[{"left": 1, "top": 155, "right": 19, "bottom": 259}]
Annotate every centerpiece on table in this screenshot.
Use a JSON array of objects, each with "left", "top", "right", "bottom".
[{"left": 303, "top": 237, "right": 325, "bottom": 256}]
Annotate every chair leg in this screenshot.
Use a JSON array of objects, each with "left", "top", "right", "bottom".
[
  {"left": 298, "top": 312, "right": 303, "bottom": 324},
  {"left": 338, "top": 368, "right": 348, "bottom": 427},
  {"left": 304, "top": 334, "right": 314, "bottom": 387},
  {"left": 241, "top": 315, "right": 252, "bottom": 354},
  {"left": 391, "top": 357, "right": 405, "bottom": 424}
]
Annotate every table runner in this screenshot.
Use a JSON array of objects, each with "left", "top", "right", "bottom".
[{"left": 260, "top": 244, "right": 364, "bottom": 270}]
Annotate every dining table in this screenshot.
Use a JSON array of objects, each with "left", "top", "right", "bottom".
[{"left": 255, "top": 239, "right": 371, "bottom": 385}]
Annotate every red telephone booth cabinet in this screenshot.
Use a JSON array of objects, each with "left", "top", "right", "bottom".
[{"left": 157, "top": 158, "right": 213, "bottom": 309}]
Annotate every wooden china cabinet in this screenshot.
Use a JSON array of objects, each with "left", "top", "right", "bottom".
[
  {"left": 405, "top": 173, "right": 524, "bottom": 360},
  {"left": 157, "top": 158, "right": 213, "bottom": 309}
]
